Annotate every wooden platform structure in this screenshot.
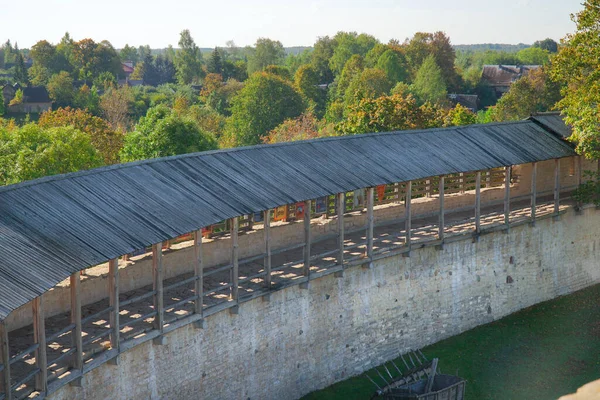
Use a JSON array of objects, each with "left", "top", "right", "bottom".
[{"left": 0, "top": 117, "right": 583, "bottom": 399}]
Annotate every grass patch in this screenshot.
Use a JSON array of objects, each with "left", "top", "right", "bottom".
[{"left": 302, "top": 284, "right": 600, "bottom": 400}]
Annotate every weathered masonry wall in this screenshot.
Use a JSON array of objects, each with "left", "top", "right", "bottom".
[
  {"left": 6, "top": 157, "right": 594, "bottom": 331},
  {"left": 49, "top": 205, "right": 600, "bottom": 400}
]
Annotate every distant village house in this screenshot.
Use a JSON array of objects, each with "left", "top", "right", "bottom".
[
  {"left": 2, "top": 83, "right": 52, "bottom": 113},
  {"left": 481, "top": 65, "right": 540, "bottom": 98}
]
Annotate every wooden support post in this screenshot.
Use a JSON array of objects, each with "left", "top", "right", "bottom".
[
  {"left": 459, "top": 173, "right": 465, "bottom": 194},
  {"left": 336, "top": 193, "right": 345, "bottom": 277},
  {"left": 230, "top": 218, "right": 239, "bottom": 310},
  {"left": 554, "top": 158, "right": 561, "bottom": 217},
  {"left": 365, "top": 187, "right": 375, "bottom": 267},
  {"left": 69, "top": 273, "right": 83, "bottom": 372},
  {"left": 577, "top": 156, "right": 583, "bottom": 187},
  {"left": 405, "top": 181, "right": 412, "bottom": 252},
  {"left": 152, "top": 243, "right": 164, "bottom": 334},
  {"left": 426, "top": 179, "right": 431, "bottom": 198},
  {"left": 107, "top": 260, "right": 119, "bottom": 353},
  {"left": 193, "top": 231, "right": 205, "bottom": 326},
  {"left": 531, "top": 162, "right": 537, "bottom": 224},
  {"left": 437, "top": 176, "right": 445, "bottom": 246},
  {"left": 475, "top": 171, "right": 481, "bottom": 235},
  {"left": 0, "top": 322, "right": 11, "bottom": 400},
  {"left": 301, "top": 200, "right": 312, "bottom": 288},
  {"left": 263, "top": 210, "right": 272, "bottom": 290},
  {"left": 504, "top": 166, "right": 511, "bottom": 228},
  {"left": 32, "top": 297, "right": 47, "bottom": 394},
  {"left": 486, "top": 170, "right": 491, "bottom": 188}
]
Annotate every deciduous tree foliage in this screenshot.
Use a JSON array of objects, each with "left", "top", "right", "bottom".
[
  {"left": 336, "top": 94, "right": 437, "bottom": 134},
  {"left": 344, "top": 68, "right": 392, "bottom": 107},
  {"left": 47, "top": 71, "right": 75, "bottom": 108},
  {"left": 120, "top": 105, "right": 217, "bottom": 162},
  {"left": 329, "top": 32, "right": 379, "bottom": 77},
  {"left": 336, "top": 93, "right": 476, "bottom": 135},
  {"left": 551, "top": 0, "right": 600, "bottom": 158},
  {"left": 263, "top": 111, "right": 336, "bottom": 144},
  {"left": 175, "top": 30, "right": 203, "bottom": 84},
  {"left": 0, "top": 124, "right": 103, "bottom": 185},
  {"left": 294, "top": 64, "right": 325, "bottom": 116},
  {"left": 224, "top": 72, "right": 305, "bottom": 147},
  {"left": 311, "top": 36, "right": 335, "bottom": 84},
  {"left": 38, "top": 107, "right": 123, "bottom": 164},
  {"left": 100, "top": 85, "right": 134, "bottom": 132},
  {"left": 411, "top": 55, "right": 447, "bottom": 105},
  {"left": 376, "top": 49, "right": 408, "bottom": 85},
  {"left": 516, "top": 47, "right": 550, "bottom": 65},
  {"left": 247, "top": 38, "right": 286, "bottom": 74},
  {"left": 491, "top": 67, "right": 560, "bottom": 122},
  {"left": 533, "top": 38, "right": 559, "bottom": 53}
]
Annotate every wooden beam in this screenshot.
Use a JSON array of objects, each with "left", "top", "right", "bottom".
[
  {"left": 32, "top": 297, "right": 47, "bottom": 394},
  {"left": 302, "top": 200, "right": 312, "bottom": 284},
  {"left": 531, "top": 162, "right": 537, "bottom": 224},
  {"left": 0, "top": 322, "right": 11, "bottom": 400},
  {"left": 504, "top": 166, "right": 511, "bottom": 227},
  {"left": 405, "top": 181, "right": 412, "bottom": 248},
  {"left": 475, "top": 172, "right": 481, "bottom": 234},
  {"left": 577, "top": 156, "right": 583, "bottom": 187},
  {"left": 438, "top": 176, "right": 445, "bottom": 242},
  {"left": 337, "top": 193, "right": 345, "bottom": 268},
  {"left": 152, "top": 243, "right": 164, "bottom": 332},
  {"left": 193, "top": 231, "right": 204, "bottom": 317},
  {"left": 108, "top": 259, "right": 119, "bottom": 352},
  {"left": 459, "top": 173, "right": 465, "bottom": 194},
  {"left": 69, "top": 273, "right": 83, "bottom": 372},
  {"left": 554, "top": 158, "right": 560, "bottom": 214},
  {"left": 366, "top": 187, "right": 374, "bottom": 263},
  {"left": 263, "top": 210, "right": 272, "bottom": 290},
  {"left": 231, "top": 218, "right": 239, "bottom": 304}
]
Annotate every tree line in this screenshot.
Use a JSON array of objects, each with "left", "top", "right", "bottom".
[{"left": 0, "top": 25, "right": 575, "bottom": 187}]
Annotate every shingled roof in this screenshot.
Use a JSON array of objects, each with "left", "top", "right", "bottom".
[{"left": 0, "top": 120, "right": 576, "bottom": 320}]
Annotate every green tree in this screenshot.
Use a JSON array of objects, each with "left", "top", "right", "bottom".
[
  {"left": 247, "top": 38, "right": 286, "bottom": 74},
  {"left": 175, "top": 29, "right": 203, "bottom": 84},
  {"left": 533, "top": 38, "right": 559, "bottom": 53},
  {"left": 336, "top": 93, "right": 444, "bottom": 134},
  {"left": 120, "top": 44, "right": 139, "bottom": 63},
  {"left": 311, "top": 36, "right": 335, "bottom": 84},
  {"left": 410, "top": 55, "right": 447, "bottom": 104},
  {"left": 47, "top": 71, "right": 75, "bottom": 107},
  {"left": 0, "top": 124, "right": 103, "bottom": 185},
  {"left": 334, "top": 54, "right": 365, "bottom": 99},
  {"left": 0, "top": 97, "right": 4, "bottom": 116},
  {"left": 517, "top": 47, "right": 550, "bottom": 65},
  {"left": 404, "top": 31, "right": 460, "bottom": 90},
  {"left": 376, "top": 49, "right": 408, "bottom": 85},
  {"left": 263, "top": 111, "right": 336, "bottom": 143},
  {"left": 344, "top": 68, "right": 392, "bottom": 107},
  {"left": 30, "top": 40, "right": 57, "bottom": 70},
  {"left": 8, "top": 89, "right": 23, "bottom": 107},
  {"left": 329, "top": 32, "right": 378, "bottom": 76},
  {"left": 207, "top": 47, "right": 223, "bottom": 75},
  {"left": 492, "top": 67, "right": 560, "bottom": 121},
  {"left": 294, "top": 64, "right": 325, "bottom": 115},
  {"left": 38, "top": 107, "right": 123, "bottom": 164},
  {"left": 120, "top": 105, "right": 218, "bottom": 162},
  {"left": 224, "top": 72, "right": 305, "bottom": 147},
  {"left": 264, "top": 65, "right": 291, "bottom": 80},
  {"left": 443, "top": 104, "right": 478, "bottom": 127},
  {"left": 550, "top": 0, "right": 600, "bottom": 158},
  {"left": 28, "top": 63, "right": 51, "bottom": 86},
  {"left": 13, "top": 52, "right": 29, "bottom": 85}
]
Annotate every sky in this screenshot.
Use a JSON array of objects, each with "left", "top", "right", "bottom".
[{"left": 0, "top": 0, "right": 584, "bottom": 49}]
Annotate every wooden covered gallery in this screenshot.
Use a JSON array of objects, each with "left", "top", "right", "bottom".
[{"left": 0, "top": 115, "right": 581, "bottom": 399}]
